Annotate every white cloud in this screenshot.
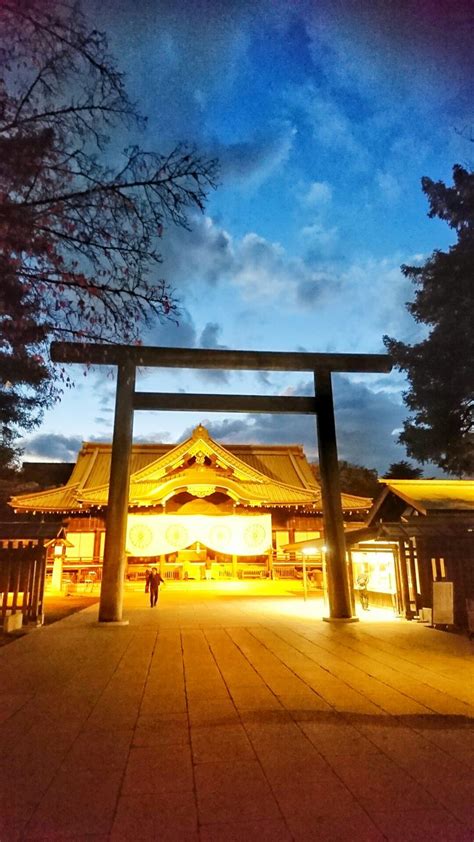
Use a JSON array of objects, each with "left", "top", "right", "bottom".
[
  {"left": 159, "top": 212, "right": 421, "bottom": 351},
  {"left": 300, "top": 221, "right": 338, "bottom": 250},
  {"left": 303, "top": 180, "right": 332, "bottom": 206}
]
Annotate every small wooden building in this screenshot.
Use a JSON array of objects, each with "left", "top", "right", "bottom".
[
  {"left": 347, "top": 480, "right": 474, "bottom": 627},
  {"left": 9, "top": 424, "right": 370, "bottom": 580},
  {"left": 0, "top": 522, "right": 69, "bottom": 629}
]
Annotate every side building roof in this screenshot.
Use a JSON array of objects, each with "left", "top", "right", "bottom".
[{"left": 368, "top": 479, "right": 474, "bottom": 522}]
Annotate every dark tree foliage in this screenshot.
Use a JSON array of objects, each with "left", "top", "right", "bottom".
[
  {"left": 311, "top": 461, "right": 379, "bottom": 498},
  {"left": 383, "top": 461, "right": 423, "bottom": 480},
  {"left": 0, "top": 1, "right": 217, "bottom": 468},
  {"left": 384, "top": 165, "right": 474, "bottom": 476}
]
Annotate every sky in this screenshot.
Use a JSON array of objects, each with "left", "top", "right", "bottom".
[{"left": 22, "top": 0, "right": 473, "bottom": 473}]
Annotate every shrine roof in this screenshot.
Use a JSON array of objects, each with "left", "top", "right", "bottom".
[
  {"left": 10, "top": 426, "right": 372, "bottom": 512},
  {"left": 78, "top": 477, "right": 319, "bottom": 508}
]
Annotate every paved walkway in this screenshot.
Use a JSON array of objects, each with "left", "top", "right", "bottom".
[{"left": 1, "top": 581, "right": 473, "bottom": 841}]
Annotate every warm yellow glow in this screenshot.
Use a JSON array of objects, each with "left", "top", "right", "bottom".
[
  {"left": 382, "top": 479, "right": 474, "bottom": 510},
  {"left": 352, "top": 549, "right": 396, "bottom": 594}
]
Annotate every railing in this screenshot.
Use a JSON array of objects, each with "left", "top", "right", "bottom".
[{"left": 0, "top": 544, "right": 47, "bottom": 626}]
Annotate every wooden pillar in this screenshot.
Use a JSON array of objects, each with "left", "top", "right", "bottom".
[
  {"left": 11, "top": 557, "right": 21, "bottom": 615},
  {"left": 1, "top": 558, "right": 11, "bottom": 622},
  {"left": 93, "top": 529, "right": 102, "bottom": 564},
  {"left": 37, "top": 547, "right": 47, "bottom": 624},
  {"left": 346, "top": 547, "right": 356, "bottom": 615},
  {"left": 398, "top": 541, "right": 413, "bottom": 619},
  {"left": 392, "top": 543, "right": 403, "bottom": 616},
  {"left": 99, "top": 361, "right": 136, "bottom": 623},
  {"left": 267, "top": 549, "right": 273, "bottom": 579},
  {"left": 314, "top": 370, "right": 355, "bottom": 620},
  {"left": 406, "top": 539, "right": 421, "bottom": 617},
  {"left": 21, "top": 559, "right": 33, "bottom": 622}
]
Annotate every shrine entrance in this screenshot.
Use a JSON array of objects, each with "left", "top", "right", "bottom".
[{"left": 50, "top": 342, "right": 391, "bottom": 624}]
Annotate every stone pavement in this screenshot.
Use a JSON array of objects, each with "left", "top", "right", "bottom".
[{"left": 0, "top": 580, "right": 473, "bottom": 841}]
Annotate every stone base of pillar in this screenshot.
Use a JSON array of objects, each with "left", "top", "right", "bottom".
[
  {"left": 323, "top": 616, "right": 359, "bottom": 623},
  {"left": 51, "top": 555, "right": 64, "bottom": 592},
  {"left": 4, "top": 612, "right": 23, "bottom": 633},
  {"left": 95, "top": 619, "right": 130, "bottom": 627}
]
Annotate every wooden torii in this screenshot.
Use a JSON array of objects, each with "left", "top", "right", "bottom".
[{"left": 50, "top": 342, "right": 392, "bottom": 624}]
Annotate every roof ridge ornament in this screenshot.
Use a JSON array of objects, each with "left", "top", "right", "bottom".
[{"left": 192, "top": 423, "right": 210, "bottom": 440}]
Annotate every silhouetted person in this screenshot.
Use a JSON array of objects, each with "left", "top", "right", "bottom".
[
  {"left": 357, "top": 573, "right": 369, "bottom": 610},
  {"left": 145, "top": 567, "right": 152, "bottom": 593},
  {"left": 148, "top": 567, "right": 164, "bottom": 607}
]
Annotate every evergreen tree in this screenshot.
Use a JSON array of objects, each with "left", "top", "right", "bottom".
[
  {"left": 311, "top": 460, "right": 379, "bottom": 498},
  {"left": 384, "top": 165, "right": 473, "bottom": 476},
  {"left": 383, "top": 461, "right": 423, "bottom": 479}
]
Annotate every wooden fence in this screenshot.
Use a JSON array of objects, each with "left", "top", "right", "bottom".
[{"left": 0, "top": 543, "right": 47, "bottom": 625}]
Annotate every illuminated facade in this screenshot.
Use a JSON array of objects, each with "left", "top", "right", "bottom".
[
  {"left": 10, "top": 425, "right": 370, "bottom": 579},
  {"left": 350, "top": 479, "right": 474, "bottom": 626}
]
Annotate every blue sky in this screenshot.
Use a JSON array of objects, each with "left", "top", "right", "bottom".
[{"left": 23, "top": 0, "right": 473, "bottom": 472}]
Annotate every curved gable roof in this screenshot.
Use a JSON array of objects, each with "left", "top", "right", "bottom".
[{"left": 10, "top": 426, "right": 372, "bottom": 512}]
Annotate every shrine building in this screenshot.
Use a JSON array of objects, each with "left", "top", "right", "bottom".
[{"left": 10, "top": 424, "right": 371, "bottom": 580}]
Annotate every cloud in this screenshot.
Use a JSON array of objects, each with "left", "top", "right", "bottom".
[
  {"left": 22, "top": 434, "right": 83, "bottom": 462},
  {"left": 198, "top": 321, "right": 229, "bottom": 383},
  {"left": 160, "top": 215, "right": 340, "bottom": 308},
  {"left": 233, "top": 232, "right": 339, "bottom": 304},
  {"left": 159, "top": 212, "right": 419, "bottom": 353},
  {"left": 199, "top": 322, "right": 227, "bottom": 350},
  {"left": 178, "top": 372, "right": 408, "bottom": 472},
  {"left": 303, "top": 180, "right": 332, "bottom": 206},
  {"left": 300, "top": 221, "right": 338, "bottom": 253},
  {"left": 331, "top": 375, "right": 407, "bottom": 471},
  {"left": 214, "top": 122, "right": 296, "bottom": 187},
  {"left": 24, "top": 377, "right": 408, "bottom": 471},
  {"left": 159, "top": 216, "right": 234, "bottom": 289},
  {"left": 180, "top": 417, "right": 250, "bottom": 443},
  {"left": 146, "top": 308, "right": 198, "bottom": 348}
]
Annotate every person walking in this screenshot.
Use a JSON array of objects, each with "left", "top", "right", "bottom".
[
  {"left": 144, "top": 566, "right": 152, "bottom": 593},
  {"left": 148, "top": 566, "right": 164, "bottom": 607},
  {"left": 356, "top": 572, "right": 370, "bottom": 611}
]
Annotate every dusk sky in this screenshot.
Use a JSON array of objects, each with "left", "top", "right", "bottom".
[{"left": 22, "top": 0, "right": 473, "bottom": 472}]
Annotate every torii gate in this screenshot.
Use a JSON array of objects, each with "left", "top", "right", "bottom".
[{"left": 50, "top": 343, "right": 392, "bottom": 624}]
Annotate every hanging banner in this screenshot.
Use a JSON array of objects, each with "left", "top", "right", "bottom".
[{"left": 126, "top": 514, "right": 272, "bottom": 557}]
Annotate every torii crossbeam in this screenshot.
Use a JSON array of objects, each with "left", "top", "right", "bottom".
[{"left": 50, "top": 342, "right": 392, "bottom": 624}]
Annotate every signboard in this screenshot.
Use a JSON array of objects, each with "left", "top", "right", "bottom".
[{"left": 432, "top": 581, "right": 454, "bottom": 625}]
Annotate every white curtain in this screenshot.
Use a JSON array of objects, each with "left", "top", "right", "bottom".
[{"left": 126, "top": 514, "right": 271, "bottom": 557}]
